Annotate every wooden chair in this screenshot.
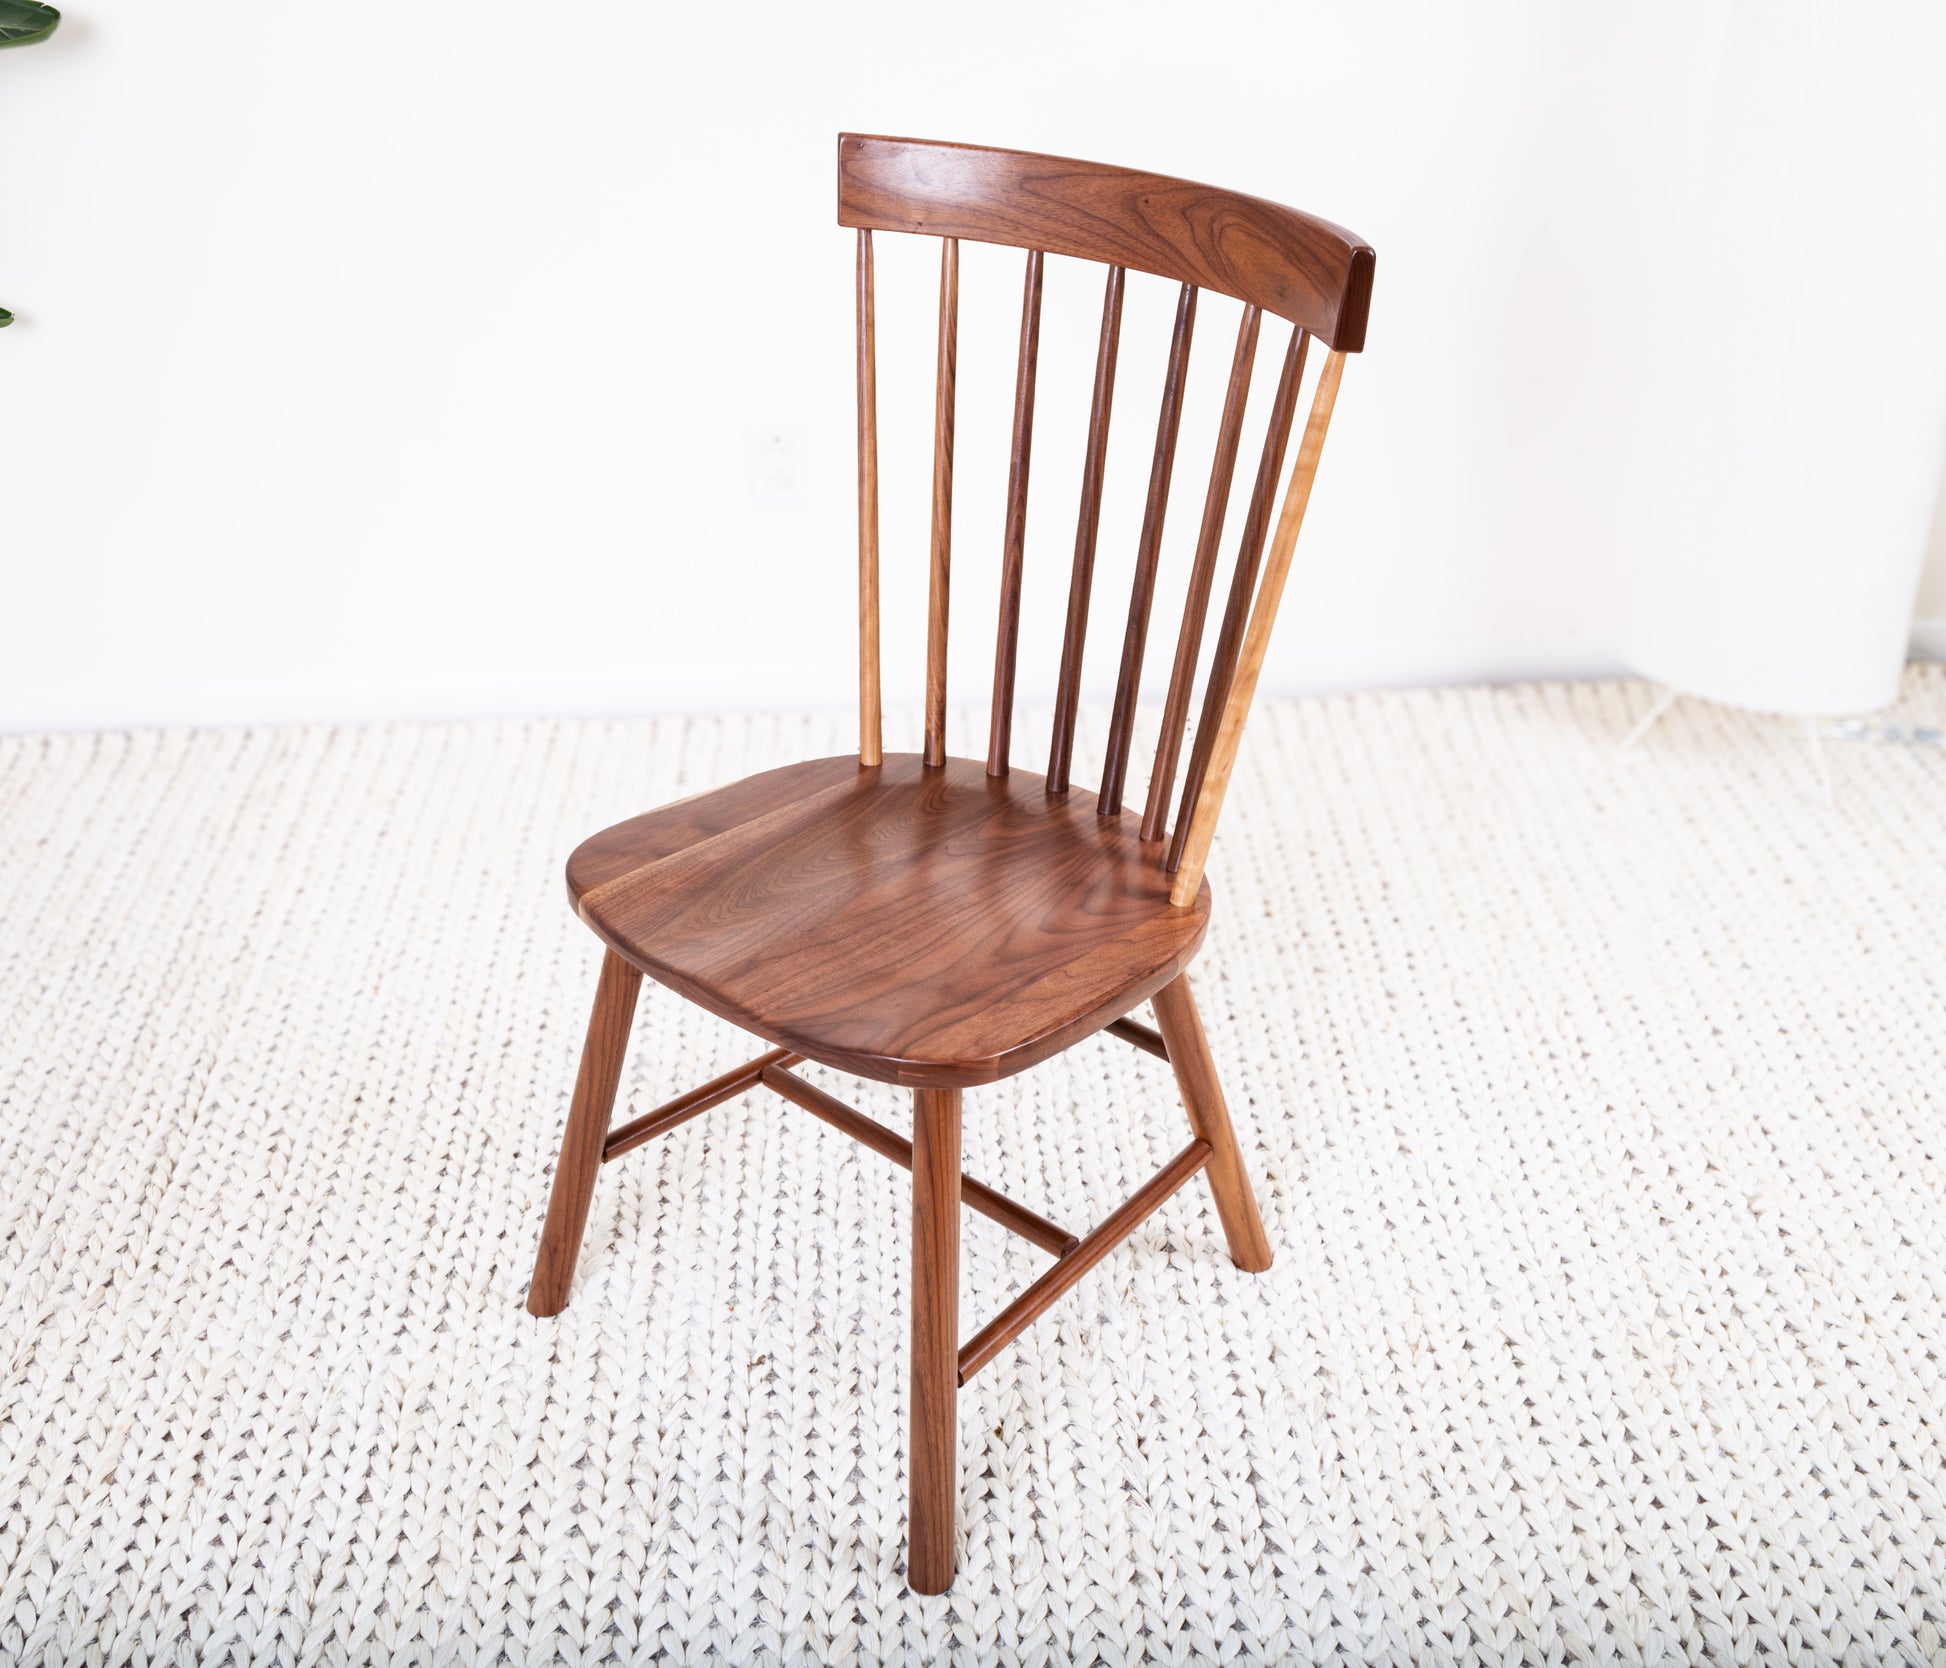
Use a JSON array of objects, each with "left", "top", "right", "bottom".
[{"left": 525, "top": 134, "right": 1374, "bottom": 1594}]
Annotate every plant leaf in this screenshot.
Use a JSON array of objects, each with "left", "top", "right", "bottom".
[{"left": 0, "top": 0, "right": 60, "bottom": 47}]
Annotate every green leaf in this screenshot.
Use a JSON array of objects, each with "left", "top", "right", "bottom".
[
  {"left": 0, "top": 308, "right": 13, "bottom": 327},
  {"left": 0, "top": 0, "right": 60, "bottom": 47}
]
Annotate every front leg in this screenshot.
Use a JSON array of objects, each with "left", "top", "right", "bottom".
[
  {"left": 907, "top": 1085, "right": 963, "bottom": 1593},
  {"left": 526, "top": 948, "right": 642, "bottom": 1317}
]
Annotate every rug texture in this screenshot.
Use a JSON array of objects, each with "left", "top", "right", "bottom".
[{"left": 2, "top": 674, "right": 1945, "bottom": 1666}]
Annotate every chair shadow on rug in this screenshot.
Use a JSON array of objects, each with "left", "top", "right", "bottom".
[{"left": 524, "top": 133, "right": 1374, "bottom": 1594}]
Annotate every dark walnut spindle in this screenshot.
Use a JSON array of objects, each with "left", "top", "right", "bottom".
[
  {"left": 1168, "top": 324, "right": 1309, "bottom": 871},
  {"left": 988, "top": 248, "right": 1045, "bottom": 777},
  {"left": 1099, "top": 280, "right": 1198, "bottom": 816},
  {"left": 1141, "top": 302, "right": 1263, "bottom": 844},
  {"left": 1048, "top": 263, "right": 1125, "bottom": 794}
]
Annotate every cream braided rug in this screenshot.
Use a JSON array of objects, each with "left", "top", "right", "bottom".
[{"left": 3, "top": 674, "right": 1945, "bottom": 1666}]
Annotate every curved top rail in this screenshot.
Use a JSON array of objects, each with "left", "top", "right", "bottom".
[{"left": 837, "top": 133, "right": 1375, "bottom": 352}]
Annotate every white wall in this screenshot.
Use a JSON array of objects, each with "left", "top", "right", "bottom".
[
  {"left": 1919, "top": 472, "right": 1946, "bottom": 645},
  {"left": 2, "top": 0, "right": 1942, "bottom": 732}
]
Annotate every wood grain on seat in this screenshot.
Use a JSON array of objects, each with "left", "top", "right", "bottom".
[
  {"left": 565, "top": 755, "right": 871, "bottom": 898},
  {"left": 568, "top": 755, "right": 1210, "bottom": 1089}
]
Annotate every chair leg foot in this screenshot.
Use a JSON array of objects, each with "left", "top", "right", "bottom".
[
  {"left": 1150, "top": 973, "right": 1274, "bottom": 1273},
  {"left": 907, "top": 1085, "right": 962, "bottom": 1594},
  {"left": 526, "top": 948, "right": 643, "bottom": 1318}
]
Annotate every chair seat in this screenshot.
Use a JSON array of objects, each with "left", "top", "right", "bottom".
[{"left": 567, "top": 753, "right": 1211, "bottom": 1087}]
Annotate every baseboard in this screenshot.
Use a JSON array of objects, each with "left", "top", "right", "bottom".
[{"left": 3, "top": 626, "right": 1936, "bottom": 736}]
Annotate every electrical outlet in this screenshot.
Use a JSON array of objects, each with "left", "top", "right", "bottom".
[{"left": 744, "top": 421, "right": 812, "bottom": 510}]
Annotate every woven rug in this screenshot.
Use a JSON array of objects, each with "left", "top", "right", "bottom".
[{"left": 3, "top": 673, "right": 1945, "bottom": 1666}]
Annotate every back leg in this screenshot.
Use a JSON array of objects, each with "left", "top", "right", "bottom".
[
  {"left": 1149, "top": 972, "right": 1273, "bottom": 1271},
  {"left": 527, "top": 947, "right": 643, "bottom": 1317}
]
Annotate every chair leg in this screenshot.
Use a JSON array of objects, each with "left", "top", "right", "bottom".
[
  {"left": 907, "top": 1085, "right": 962, "bottom": 1594},
  {"left": 526, "top": 948, "right": 643, "bottom": 1318},
  {"left": 1149, "top": 972, "right": 1273, "bottom": 1273}
]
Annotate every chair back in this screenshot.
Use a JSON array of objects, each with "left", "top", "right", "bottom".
[{"left": 840, "top": 134, "right": 1374, "bottom": 904}]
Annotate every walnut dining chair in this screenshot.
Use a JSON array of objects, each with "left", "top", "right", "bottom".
[{"left": 525, "top": 134, "right": 1374, "bottom": 1594}]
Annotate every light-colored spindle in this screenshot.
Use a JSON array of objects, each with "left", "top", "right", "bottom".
[
  {"left": 925, "top": 238, "right": 959, "bottom": 768},
  {"left": 856, "top": 229, "right": 882, "bottom": 766},
  {"left": 988, "top": 249, "right": 1044, "bottom": 776},
  {"left": 1169, "top": 350, "right": 1347, "bottom": 906}
]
